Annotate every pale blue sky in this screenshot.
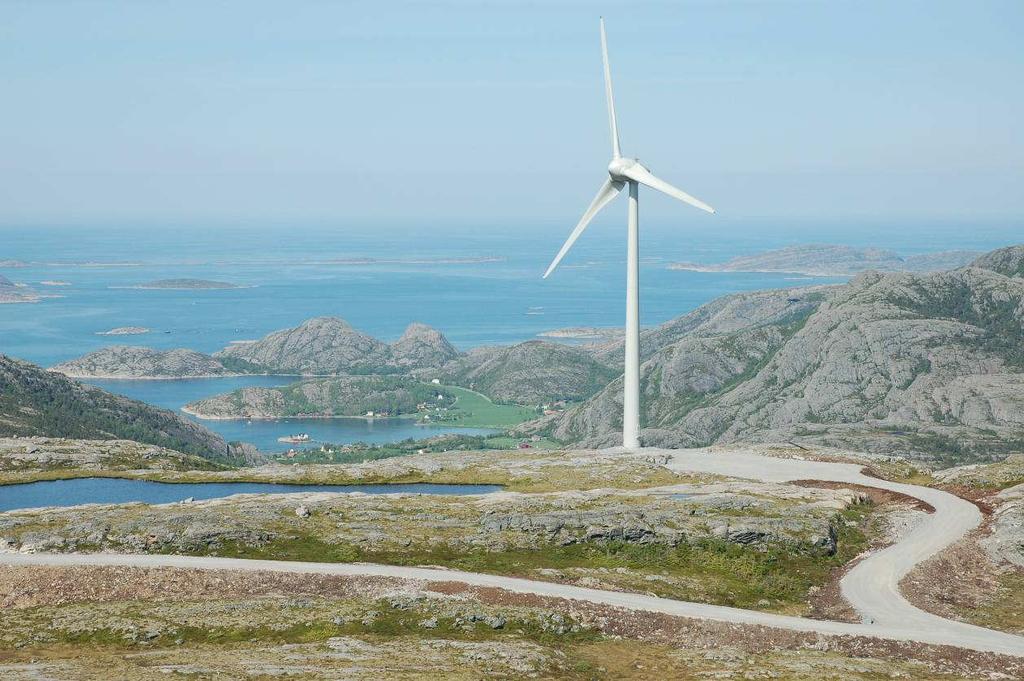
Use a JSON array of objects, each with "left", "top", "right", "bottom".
[{"left": 1, "top": 1, "right": 1022, "bottom": 227}]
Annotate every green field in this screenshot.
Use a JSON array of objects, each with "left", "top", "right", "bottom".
[{"left": 427, "top": 385, "right": 539, "bottom": 428}]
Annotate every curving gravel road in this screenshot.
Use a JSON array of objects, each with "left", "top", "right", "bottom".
[{"left": 2, "top": 447, "right": 1023, "bottom": 656}]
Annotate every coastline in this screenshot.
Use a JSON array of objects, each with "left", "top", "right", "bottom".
[
  {"left": 108, "top": 284, "right": 256, "bottom": 290},
  {"left": 51, "top": 370, "right": 252, "bottom": 381},
  {"left": 668, "top": 264, "right": 852, "bottom": 277},
  {"left": 180, "top": 405, "right": 422, "bottom": 423}
]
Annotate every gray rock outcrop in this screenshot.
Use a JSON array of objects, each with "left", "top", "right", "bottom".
[
  {"left": 427, "top": 341, "right": 619, "bottom": 405},
  {"left": 547, "top": 253, "right": 1024, "bottom": 463},
  {"left": 213, "top": 317, "right": 458, "bottom": 374},
  {"left": 52, "top": 346, "right": 228, "bottom": 378}
]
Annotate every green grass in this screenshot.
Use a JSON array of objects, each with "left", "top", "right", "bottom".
[
  {"left": 428, "top": 386, "right": 540, "bottom": 428},
  {"left": 47, "top": 600, "right": 599, "bottom": 651},
  {"left": 185, "top": 504, "right": 871, "bottom": 613},
  {"left": 962, "top": 571, "right": 1024, "bottom": 634}
]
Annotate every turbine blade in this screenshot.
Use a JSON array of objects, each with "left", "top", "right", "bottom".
[
  {"left": 600, "top": 18, "right": 621, "bottom": 159},
  {"left": 622, "top": 165, "right": 715, "bottom": 214},
  {"left": 544, "top": 177, "right": 624, "bottom": 278}
]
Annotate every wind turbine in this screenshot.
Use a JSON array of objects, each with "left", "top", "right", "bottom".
[{"left": 543, "top": 18, "right": 715, "bottom": 450}]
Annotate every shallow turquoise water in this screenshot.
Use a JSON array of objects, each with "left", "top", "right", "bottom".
[{"left": 0, "top": 478, "right": 503, "bottom": 513}]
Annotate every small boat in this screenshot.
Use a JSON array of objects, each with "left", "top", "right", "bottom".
[{"left": 277, "top": 433, "right": 311, "bottom": 444}]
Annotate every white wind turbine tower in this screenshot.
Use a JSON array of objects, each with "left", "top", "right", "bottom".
[{"left": 543, "top": 18, "right": 715, "bottom": 450}]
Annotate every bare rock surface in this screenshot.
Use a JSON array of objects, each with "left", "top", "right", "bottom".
[
  {"left": 214, "top": 317, "right": 458, "bottom": 374},
  {"left": 548, "top": 259, "right": 1024, "bottom": 463},
  {"left": 0, "top": 437, "right": 224, "bottom": 477},
  {"left": 52, "top": 346, "right": 228, "bottom": 378},
  {"left": 427, "top": 340, "right": 619, "bottom": 404}
]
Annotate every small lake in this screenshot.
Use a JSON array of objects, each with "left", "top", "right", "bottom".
[{"left": 0, "top": 477, "right": 502, "bottom": 513}]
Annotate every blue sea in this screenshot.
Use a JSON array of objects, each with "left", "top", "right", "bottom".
[{"left": 2, "top": 220, "right": 1017, "bottom": 452}]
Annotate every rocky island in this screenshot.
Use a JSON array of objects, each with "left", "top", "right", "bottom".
[
  {"left": 95, "top": 326, "right": 151, "bottom": 336},
  {"left": 669, "top": 244, "right": 980, "bottom": 276},
  {"left": 51, "top": 346, "right": 232, "bottom": 379},
  {"left": 121, "top": 278, "right": 247, "bottom": 289},
  {"left": 214, "top": 318, "right": 460, "bottom": 374},
  {"left": 0, "top": 274, "right": 40, "bottom": 303},
  {"left": 538, "top": 327, "right": 621, "bottom": 340}
]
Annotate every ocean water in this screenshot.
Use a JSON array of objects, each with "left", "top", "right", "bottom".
[{"left": 2, "top": 221, "right": 1018, "bottom": 451}]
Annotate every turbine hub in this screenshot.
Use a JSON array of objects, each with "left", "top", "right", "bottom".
[{"left": 608, "top": 157, "right": 645, "bottom": 181}]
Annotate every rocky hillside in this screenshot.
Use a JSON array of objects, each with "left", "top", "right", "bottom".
[
  {"left": 547, "top": 249, "right": 1024, "bottom": 464},
  {"left": 670, "top": 244, "right": 979, "bottom": 277},
  {"left": 0, "top": 437, "right": 227, "bottom": 482},
  {"left": 426, "top": 341, "right": 619, "bottom": 405},
  {"left": 971, "top": 244, "right": 1024, "bottom": 278},
  {"left": 592, "top": 286, "right": 831, "bottom": 367},
  {"left": 184, "top": 376, "right": 454, "bottom": 419},
  {"left": 0, "top": 355, "right": 257, "bottom": 465},
  {"left": 52, "top": 346, "right": 229, "bottom": 379},
  {"left": 388, "top": 322, "right": 460, "bottom": 369},
  {"left": 213, "top": 317, "right": 458, "bottom": 374}
]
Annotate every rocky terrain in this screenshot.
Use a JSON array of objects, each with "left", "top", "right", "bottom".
[
  {"left": 214, "top": 317, "right": 459, "bottom": 374},
  {"left": 0, "top": 479, "right": 853, "bottom": 561},
  {"left": 0, "top": 355, "right": 255, "bottom": 466},
  {"left": 0, "top": 566, "right": 984, "bottom": 681},
  {"left": 670, "top": 244, "right": 980, "bottom": 276},
  {"left": 0, "top": 437, "right": 226, "bottom": 483},
  {"left": 0, "top": 273, "right": 40, "bottom": 303},
  {"left": 52, "top": 346, "right": 230, "bottom": 379},
  {"left": 184, "top": 376, "right": 455, "bottom": 419},
  {"left": 0, "top": 445, "right": 871, "bottom": 618},
  {"left": 0, "top": 441, "right": 1020, "bottom": 678},
  {"left": 426, "top": 341, "right": 619, "bottom": 404},
  {"left": 389, "top": 322, "right": 461, "bottom": 368},
  {"left": 547, "top": 246, "right": 1024, "bottom": 463},
  {"left": 971, "top": 244, "right": 1024, "bottom": 278}
]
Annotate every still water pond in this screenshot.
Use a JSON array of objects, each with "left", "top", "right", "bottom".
[{"left": 0, "top": 477, "right": 501, "bottom": 512}]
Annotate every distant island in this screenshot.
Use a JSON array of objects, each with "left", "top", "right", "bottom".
[
  {"left": 669, "top": 244, "right": 980, "bottom": 277},
  {"left": 117, "top": 278, "right": 248, "bottom": 290},
  {"left": 0, "top": 275, "right": 40, "bottom": 304},
  {"left": 95, "top": 326, "right": 151, "bottom": 336},
  {"left": 538, "top": 327, "right": 621, "bottom": 340},
  {"left": 312, "top": 256, "right": 505, "bottom": 266},
  {"left": 51, "top": 346, "right": 234, "bottom": 379}
]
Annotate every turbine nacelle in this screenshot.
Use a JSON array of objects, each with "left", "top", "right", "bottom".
[
  {"left": 608, "top": 157, "right": 646, "bottom": 182},
  {"left": 541, "top": 21, "right": 716, "bottom": 282}
]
